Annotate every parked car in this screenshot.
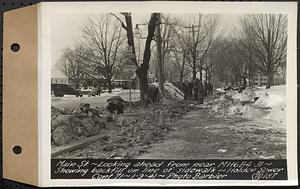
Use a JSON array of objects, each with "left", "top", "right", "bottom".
[
  {"left": 80, "top": 87, "right": 102, "bottom": 97},
  {"left": 51, "top": 83, "right": 82, "bottom": 97}
]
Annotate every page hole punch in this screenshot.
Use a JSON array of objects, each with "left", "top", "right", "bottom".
[
  {"left": 13, "top": 145, "right": 22, "bottom": 155},
  {"left": 11, "top": 43, "right": 20, "bottom": 52}
]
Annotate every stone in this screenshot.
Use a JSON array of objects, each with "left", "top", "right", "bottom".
[
  {"left": 103, "top": 144, "right": 114, "bottom": 151},
  {"left": 81, "top": 119, "right": 94, "bottom": 131},
  {"left": 52, "top": 124, "right": 74, "bottom": 146},
  {"left": 51, "top": 115, "right": 72, "bottom": 132}
]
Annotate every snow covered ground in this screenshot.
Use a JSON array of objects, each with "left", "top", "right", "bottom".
[
  {"left": 254, "top": 85, "right": 286, "bottom": 128},
  {"left": 211, "top": 85, "right": 286, "bottom": 129},
  {"left": 52, "top": 90, "right": 140, "bottom": 109},
  {"left": 149, "top": 82, "right": 184, "bottom": 100}
]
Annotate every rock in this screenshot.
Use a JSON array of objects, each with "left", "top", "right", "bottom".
[
  {"left": 51, "top": 106, "right": 64, "bottom": 116},
  {"left": 136, "top": 135, "right": 141, "bottom": 142},
  {"left": 52, "top": 124, "right": 74, "bottom": 146},
  {"left": 106, "top": 115, "right": 114, "bottom": 122},
  {"left": 86, "top": 117, "right": 96, "bottom": 126},
  {"left": 94, "top": 118, "right": 106, "bottom": 128},
  {"left": 51, "top": 115, "right": 72, "bottom": 132},
  {"left": 113, "top": 136, "right": 125, "bottom": 143},
  {"left": 81, "top": 118, "right": 94, "bottom": 131},
  {"left": 100, "top": 135, "right": 109, "bottom": 141},
  {"left": 116, "top": 116, "right": 127, "bottom": 127},
  {"left": 103, "top": 144, "right": 114, "bottom": 151}
]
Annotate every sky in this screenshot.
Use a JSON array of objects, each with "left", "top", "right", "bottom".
[{"left": 51, "top": 13, "right": 242, "bottom": 78}]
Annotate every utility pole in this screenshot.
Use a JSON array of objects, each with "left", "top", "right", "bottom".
[
  {"left": 192, "top": 24, "right": 197, "bottom": 82},
  {"left": 156, "top": 13, "right": 164, "bottom": 95},
  {"left": 186, "top": 24, "right": 201, "bottom": 82}
]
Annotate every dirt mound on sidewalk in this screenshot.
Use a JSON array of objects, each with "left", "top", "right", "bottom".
[
  {"left": 51, "top": 106, "right": 106, "bottom": 146},
  {"left": 54, "top": 100, "right": 195, "bottom": 159}
]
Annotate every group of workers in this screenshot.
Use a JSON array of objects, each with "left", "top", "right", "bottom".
[
  {"left": 106, "top": 80, "right": 214, "bottom": 121},
  {"left": 182, "top": 80, "right": 213, "bottom": 104}
]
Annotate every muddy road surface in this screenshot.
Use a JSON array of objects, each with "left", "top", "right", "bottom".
[{"left": 138, "top": 106, "right": 286, "bottom": 159}]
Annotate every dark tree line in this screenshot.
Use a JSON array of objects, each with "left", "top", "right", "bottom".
[{"left": 57, "top": 13, "right": 287, "bottom": 103}]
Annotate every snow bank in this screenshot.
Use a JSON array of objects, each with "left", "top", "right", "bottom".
[
  {"left": 255, "top": 93, "right": 285, "bottom": 108},
  {"left": 254, "top": 86, "right": 285, "bottom": 108},
  {"left": 164, "top": 83, "right": 184, "bottom": 100},
  {"left": 254, "top": 85, "right": 286, "bottom": 128},
  {"left": 232, "top": 87, "right": 256, "bottom": 102},
  {"left": 215, "top": 88, "right": 225, "bottom": 93},
  {"left": 210, "top": 85, "right": 286, "bottom": 126},
  {"left": 150, "top": 82, "right": 184, "bottom": 100}
]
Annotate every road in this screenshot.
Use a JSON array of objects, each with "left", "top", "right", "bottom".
[
  {"left": 138, "top": 105, "right": 286, "bottom": 159},
  {"left": 52, "top": 90, "right": 140, "bottom": 109}
]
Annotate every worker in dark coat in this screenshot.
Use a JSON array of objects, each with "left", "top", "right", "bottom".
[
  {"left": 107, "top": 96, "right": 124, "bottom": 121},
  {"left": 148, "top": 84, "right": 160, "bottom": 103}
]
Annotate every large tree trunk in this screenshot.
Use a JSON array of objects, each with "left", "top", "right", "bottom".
[
  {"left": 107, "top": 78, "right": 112, "bottom": 93},
  {"left": 156, "top": 14, "right": 164, "bottom": 96},
  {"left": 136, "top": 13, "right": 158, "bottom": 105},
  {"left": 192, "top": 69, "right": 197, "bottom": 82},
  {"left": 120, "top": 13, "right": 158, "bottom": 105},
  {"left": 136, "top": 68, "right": 149, "bottom": 102},
  {"left": 266, "top": 71, "right": 273, "bottom": 89},
  {"left": 180, "top": 71, "right": 184, "bottom": 83},
  {"left": 180, "top": 54, "right": 185, "bottom": 82}
]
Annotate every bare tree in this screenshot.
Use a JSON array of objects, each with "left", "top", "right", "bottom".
[
  {"left": 233, "top": 38, "right": 258, "bottom": 86},
  {"left": 112, "top": 13, "right": 159, "bottom": 104},
  {"left": 80, "top": 14, "right": 125, "bottom": 93},
  {"left": 184, "top": 14, "right": 219, "bottom": 83},
  {"left": 212, "top": 38, "right": 241, "bottom": 87},
  {"left": 168, "top": 35, "right": 189, "bottom": 82},
  {"left": 159, "top": 15, "right": 176, "bottom": 80},
  {"left": 239, "top": 14, "right": 287, "bottom": 89},
  {"left": 58, "top": 45, "right": 86, "bottom": 89}
]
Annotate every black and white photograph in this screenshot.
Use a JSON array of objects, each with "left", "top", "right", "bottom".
[
  {"left": 1, "top": 1, "right": 297, "bottom": 187},
  {"left": 51, "top": 11, "right": 288, "bottom": 160},
  {"left": 40, "top": 2, "right": 298, "bottom": 185}
]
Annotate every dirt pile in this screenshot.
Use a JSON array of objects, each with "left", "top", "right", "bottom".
[
  {"left": 102, "top": 100, "right": 194, "bottom": 158},
  {"left": 51, "top": 106, "right": 107, "bottom": 146},
  {"left": 54, "top": 100, "right": 194, "bottom": 159}
]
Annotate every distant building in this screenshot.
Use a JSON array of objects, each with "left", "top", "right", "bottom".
[
  {"left": 254, "top": 70, "right": 286, "bottom": 86},
  {"left": 254, "top": 73, "right": 268, "bottom": 86},
  {"left": 51, "top": 69, "right": 69, "bottom": 84}
]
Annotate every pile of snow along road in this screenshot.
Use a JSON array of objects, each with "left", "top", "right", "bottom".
[{"left": 210, "top": 85, "right": 286, "bottom": 128}]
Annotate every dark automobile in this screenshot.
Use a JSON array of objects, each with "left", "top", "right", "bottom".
[{"left": 51, "top": 83, "right": 82, "bottom": 97}]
